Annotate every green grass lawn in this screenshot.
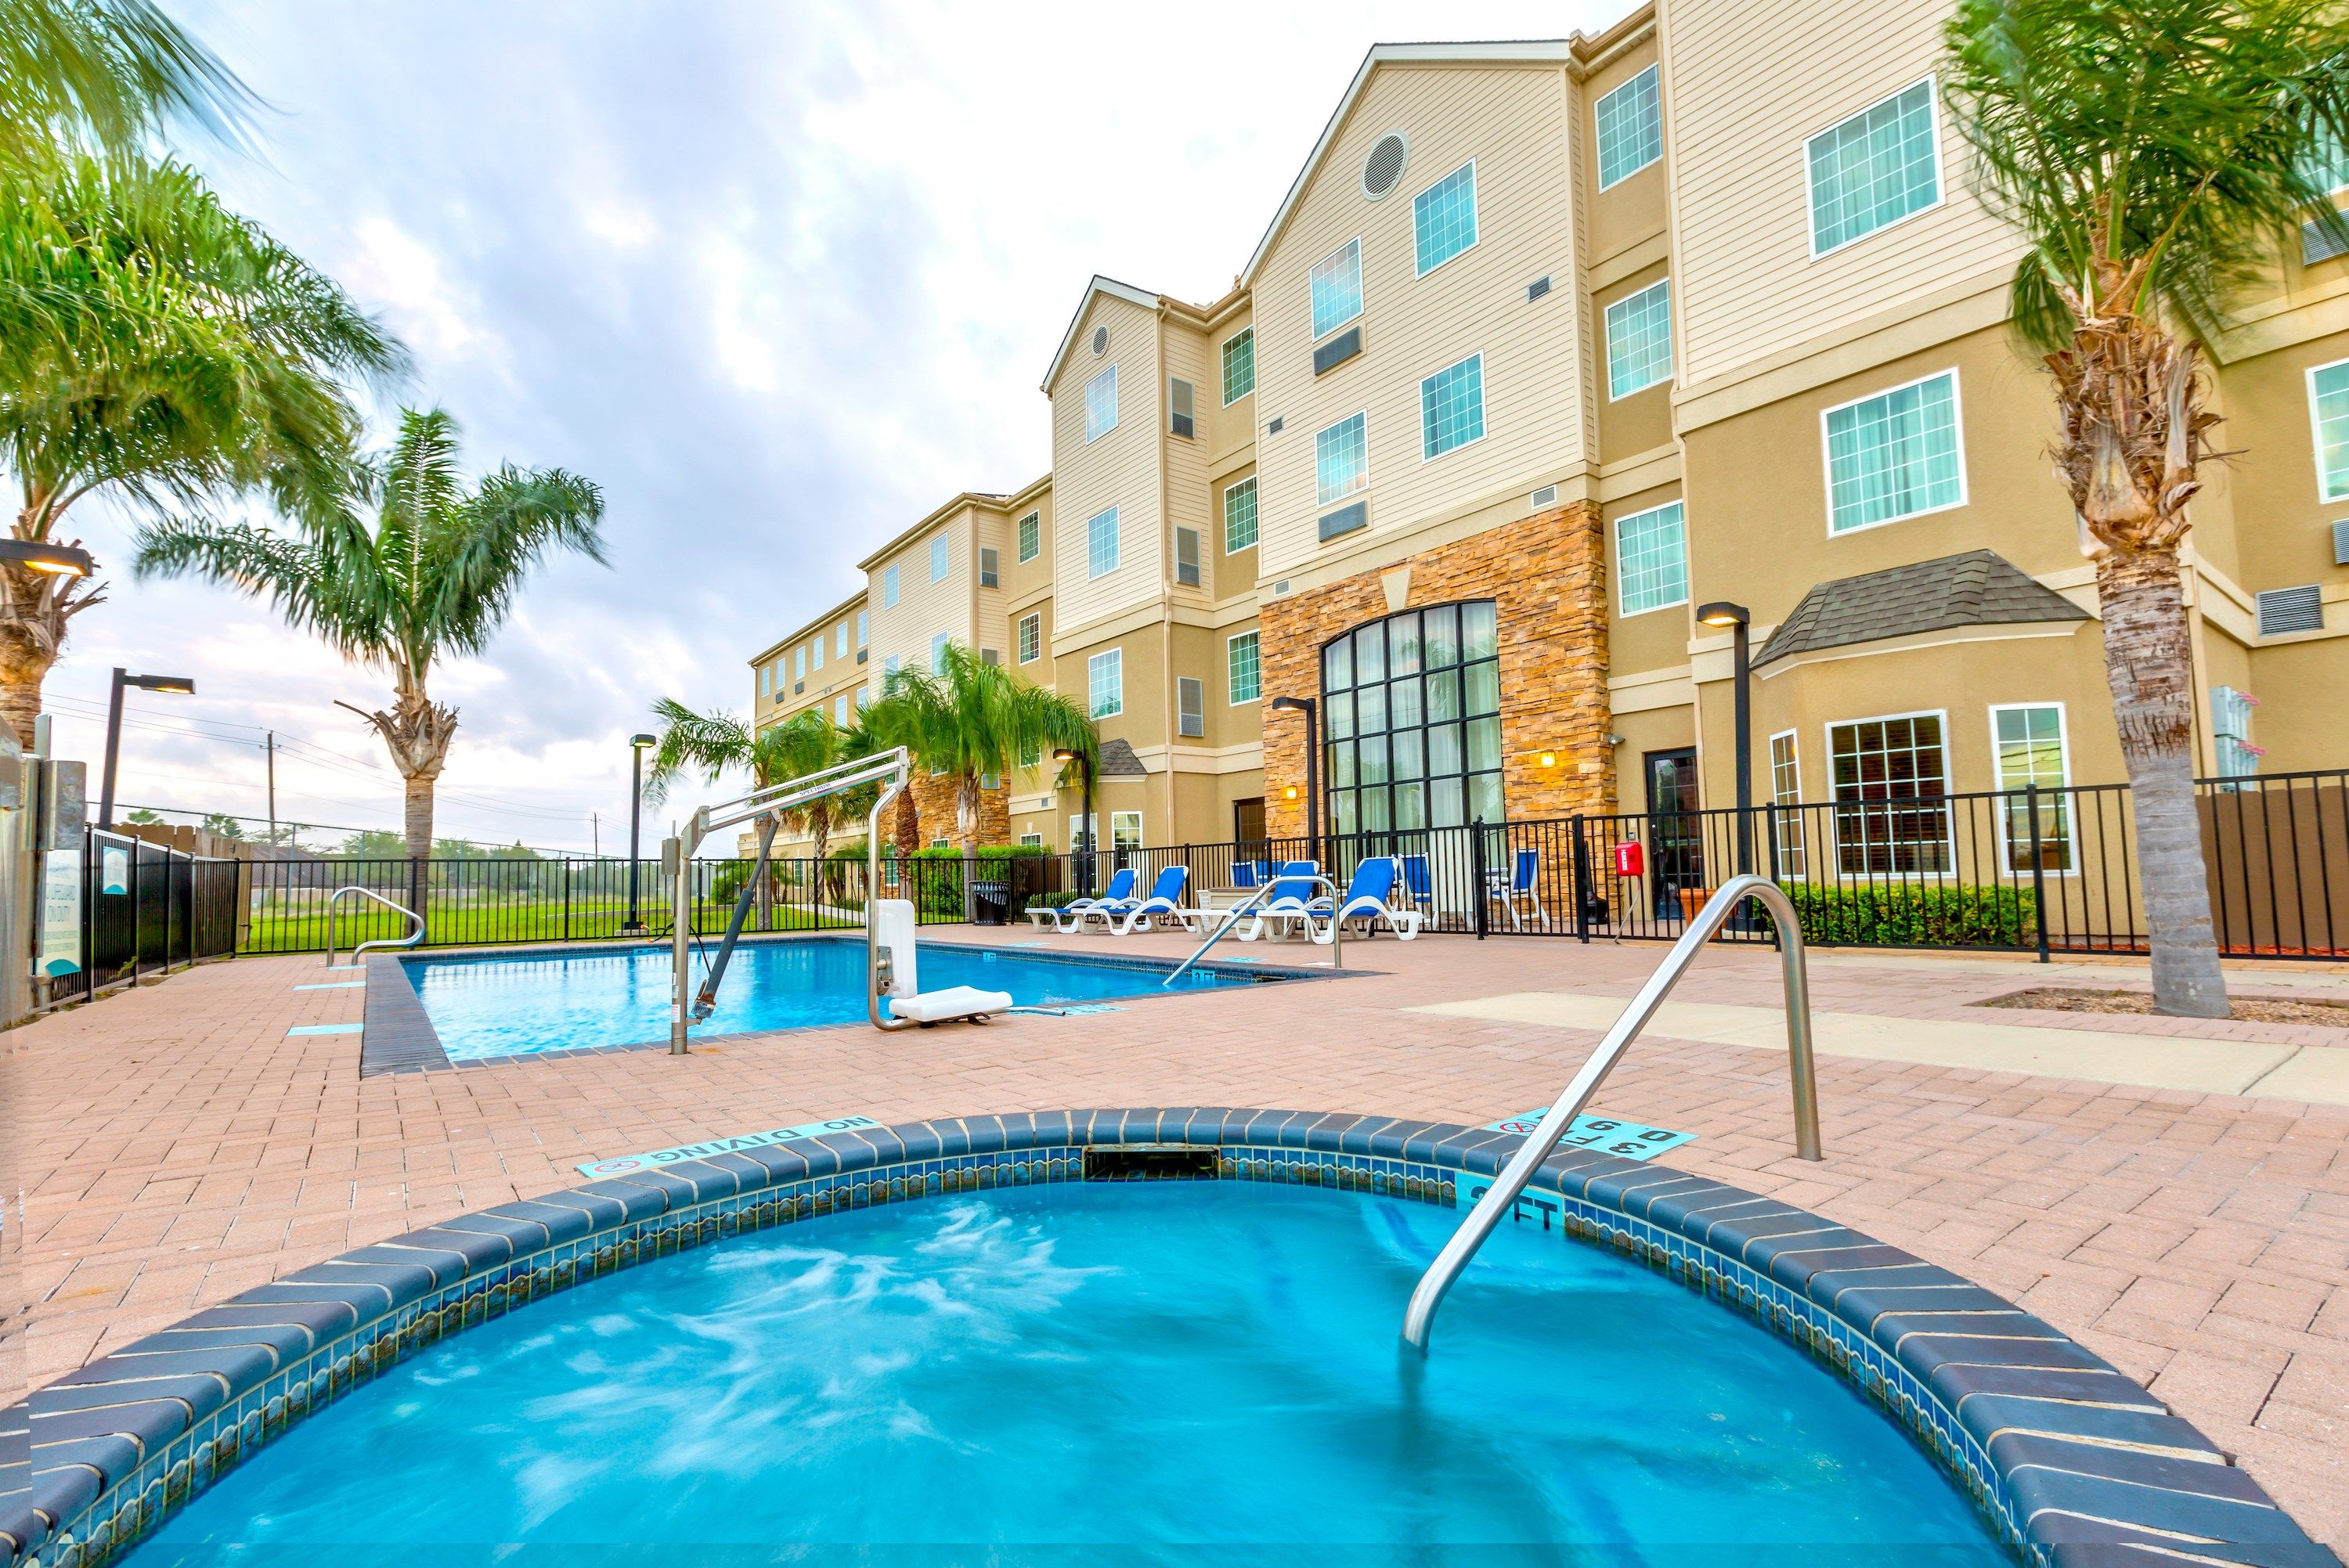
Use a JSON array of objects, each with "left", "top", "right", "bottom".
[{"left": 241, "top": 896, "right": 860, "bottom": 953}]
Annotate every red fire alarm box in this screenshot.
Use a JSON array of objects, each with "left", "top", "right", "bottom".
[{"left": 1613, "top": 841, "right": 1645, "bottom": 878}]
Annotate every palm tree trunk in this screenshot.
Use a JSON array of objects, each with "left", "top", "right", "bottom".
[
  {"left": 0, "top": 619, "right": 54, "bottom": 751},
  {"left": 958, "top": 776, "right": 981, "bottom": 922},
  {"left": 403, "top": 771, "right": 434, "bottom": 920},
  {"left": 2098, "top": 546, "right": 2227, "bottom": 1017}
]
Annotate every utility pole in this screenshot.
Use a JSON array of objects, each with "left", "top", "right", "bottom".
[
  {"left": 592, "top": 811, "right": 599, "bottom": 856},
  {"left": 265, "top": 731, "right": 277, "bottom": 845}
]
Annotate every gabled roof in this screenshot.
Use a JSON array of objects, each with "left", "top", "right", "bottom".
[
  {"left": 1754, "top": 550, "right": 2090, "bottom": 667},
  {"left": 1096, "top": 737, "right": 1148, "bottom": 777},
  {"left": 1240, "top": 40, "right": 1586, "bottom": 287},
  {"left": 1039, "top": 275, "right": 1162, "bottom": 393}
]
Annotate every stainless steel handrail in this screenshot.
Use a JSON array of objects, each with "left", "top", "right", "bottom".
[
  {"left": 864, "top": 770, "right": 918, "bottom": 1033},
  {"left": 1164, "top": 871, "right": 1344, "bottom": 985},
  {"left": 1401, "top": 873, "right": 1821, "bottom": 1350},
  {"left": 325, "top": 885, "right": 425, "bottom": 968}
]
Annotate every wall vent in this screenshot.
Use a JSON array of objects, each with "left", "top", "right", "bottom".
[
  {"left": 980, "top": 647, "right": 1000, "bottom": 667},
  {"left": 2305, "top": 218, "right": 2349, "bottom": 266},
  {"left": 1175, "top": 528, "right": 1202, "bottom": 587},
  {"left": 979, "top": 546, "right": 999, "bottom": 588},
  {"left": 1091, "top": 325, "right": 1109, "bottom": 356},
  {"left": 1178, "top": 676, "right": 1204, "bottom": 737},
  {"left": 1319, "top": 501, "right": 1369, "bottom": 542},
  {"left": 1527, "top": 276, "right": 1553, "bottom": 302},
  {"left": 1362, "top": 132, "right": 1409, "bottom": 199},
  {"left": 2334, "top": 520, "right": 2349, "bottom": 565},
  {"left": 1267, "top": 416, "right": 1284, "bottom": 435},
  {"left": 1169, "top": 377, "right": 1196, "bottom": 438},
  {"left": 1273, "top": 579, "right": 1291, "bottom": 595},
  {"left": 1530, "top": 485, "right": 1559, "bottom": 510},
  {"left": 2256, "top": 583, "right": 2325, "bottom": 636},
  {"left": 1313, "top": 325, "right": 1363, "bottom": 377}
]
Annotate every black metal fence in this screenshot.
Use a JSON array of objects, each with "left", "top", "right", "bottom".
[
  {"left": 222, "top": 769, "right": 2349, "bottom": 962},
  {"left": 80, "top": 830, "right": 239, "bottom": 993}
]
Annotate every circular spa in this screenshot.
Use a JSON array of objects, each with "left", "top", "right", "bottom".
[{"left": 27, "top": 1116, "right": 2315, "bottom": 1568}]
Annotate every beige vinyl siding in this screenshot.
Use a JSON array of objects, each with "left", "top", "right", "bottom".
[
  {"left": 1665, "top": 0, "right": 2024, "bottom": 392},
  {"left": 972, "top": 506, "right": 1010, "bottom": 665},
  {"left": 870, "top": 512, "right": 975, "bottom": 680},
  {"left": 1050, "top": 293, "right": 1165, "bottom": 633},
  {"left": 1162, "top": 321, "right": 1215, "bottom": 602},
  {"left": 1252, "top": 63, "right": 1587, "bottom": 582}
]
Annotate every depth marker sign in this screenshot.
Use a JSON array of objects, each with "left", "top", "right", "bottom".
[
  {"left": 1480, "top": 1108, "right": 1695, "bottom": 1160},
  {"left": 578, "top": 1115, "right": 881, "bottom": 1177}
]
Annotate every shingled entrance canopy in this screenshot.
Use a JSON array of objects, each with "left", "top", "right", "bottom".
[{"left": 1754, "top": 550, "right": 2090, "bottom": 667}]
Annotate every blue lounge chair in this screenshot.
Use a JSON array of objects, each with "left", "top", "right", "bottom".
[
  {"left": 1313, "top": 857, "right": 1420, "bottom": 942},
  {"left": 1235, "top": 861, "right": 1328, "bottom": 943},
  {"left": 1485, "top": 848, "right": 1547, "bottom": 930},
  {"left": 1399, "top": 854, "right": 1435, "bottom": 918},
  {"left": 1031, "top": 865, "right": 1137, "bottom": 932},
  {"left": 1083, "top": 864, "right": 1189, "bottom": 934},
  {"left": 1232, "top": 860, "right": 1266, "bottom": 889}
]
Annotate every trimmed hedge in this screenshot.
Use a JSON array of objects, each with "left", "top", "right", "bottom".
[
  {"left": 904, "top": 843, "right": 1049, "bottom": 917},
  {"left": 1764, "top": 881, "right": 2036, "bottom": 949}
]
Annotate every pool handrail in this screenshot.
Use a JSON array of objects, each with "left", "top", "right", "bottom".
[
  {"left": 665, "top": 746, "right": 914, "bottom": 1052},
  {"left": 864, "top": 766, "right": 918, "bottom": 1034},
  {"left": 324, "top": 885, "right": 424, "bottom": 968},
  {"left": 1164, "top": 870, "right": 1343, "bottom": 984},
  {"left": 1400, "top": 874, "right": 1821, "bottom": 1351}
]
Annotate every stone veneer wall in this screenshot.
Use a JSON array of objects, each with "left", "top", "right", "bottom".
[
  {"left": 1257, "top": 502, "right": 1615, "bottom": 838},
  {"left": 907, "top": 773, "right": 1011, "bottom": 849}
]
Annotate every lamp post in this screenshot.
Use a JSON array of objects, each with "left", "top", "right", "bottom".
[
  {"left": 621, "top": 732, "right": 655, "bottom": 935},
  {"left": 1697, "top": 601, "right": 1754, "bottom": 878},
  {"left": 0, "top": 539, "right": 96, "bottom": 578},
  {"left": 1053, "top": 746, "right": 1096, "bottom": 896},
  {"left": 99, "top": 669, "right": 196, "bottom": 830},
  {"left": 1269, "top": 696, "right": 1320, "bottom": 865}
]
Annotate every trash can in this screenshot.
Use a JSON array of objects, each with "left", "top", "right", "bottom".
[{"left": 972, "top": 878, "right": 1009, "bottom": 925}]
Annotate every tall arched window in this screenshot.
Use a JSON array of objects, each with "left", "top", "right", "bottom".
[{"left": 1321, "top": 599, "right": 1503, "bottom": 838}]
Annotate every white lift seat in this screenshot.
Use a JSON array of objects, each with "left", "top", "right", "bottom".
[{"left": 887, "top": 985, "right": 1015, "bottom": 1025}]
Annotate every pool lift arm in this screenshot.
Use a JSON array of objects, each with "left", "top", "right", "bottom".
[{"left": 665, "top": 747, "right": 913, "bottom": 1054}]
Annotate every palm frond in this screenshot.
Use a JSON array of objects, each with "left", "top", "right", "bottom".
[{"left": 0, "top": 0, "right": 258, "bottom": 169}]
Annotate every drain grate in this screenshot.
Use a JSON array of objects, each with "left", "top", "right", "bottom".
[{"left": 1082, "top": 1146, "right": 1219, "bottom": 1181}]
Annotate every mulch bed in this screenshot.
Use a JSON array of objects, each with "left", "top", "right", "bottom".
[{"left": 1979, "top": 986, "right": 2349, "bottom": 1027}]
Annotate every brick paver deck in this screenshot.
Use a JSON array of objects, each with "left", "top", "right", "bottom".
[{"left": 16, "top": 930, "right": 2349, "bottom": 1549}]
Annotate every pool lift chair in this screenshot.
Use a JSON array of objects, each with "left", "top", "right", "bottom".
[{"left": 662, "top": 746, "right": 1012, "bottom": 1054}]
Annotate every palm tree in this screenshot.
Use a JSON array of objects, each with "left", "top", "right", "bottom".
[
  {"left": 0, "top": 153, "right": 403, "bottom": 744},
  {"left": 647, "top": 703, "right": 875, "bottom": 863},
  {"left": 1943, "top": 0, "right": 2349, "bottom": 1017},
  {"left": 131, "top": 407, "right": 604, "bottom": 896},
  {"left": 864, "top": 640, "right": 1095, "bottom": 917},
  {"left": 0, "top": 0, "right": 254, "bottom": 171}
]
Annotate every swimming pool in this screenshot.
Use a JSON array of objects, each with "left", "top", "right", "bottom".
[
  {"left": 404, "top": 939, "right": 1279, "bottom": 1060},
  {"left": 134, "top": 1181, "right": 2004, "bottom": 1561}
]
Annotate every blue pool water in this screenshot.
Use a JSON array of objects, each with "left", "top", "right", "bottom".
[
  {"left": 139, "top": 1184, "right": 2006, "bottom": 1563},
  {"left": 407, "top": 939, "right": 1272, "bottom": 1059}
]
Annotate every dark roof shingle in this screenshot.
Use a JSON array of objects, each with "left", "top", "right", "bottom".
[{"left": 1754, "top": 550, "right": 2088, "bottom": 667}]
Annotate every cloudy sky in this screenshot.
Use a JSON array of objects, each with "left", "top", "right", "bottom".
[{"left": 60, "top": 0, "right": 1622, "bottom": 852}]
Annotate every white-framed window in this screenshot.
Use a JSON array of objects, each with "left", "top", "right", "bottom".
[
  {"left": 1807, "top": 77, "right": 1941, "bottom": 256},
  {"left": 1222, "top": 477, "right": 1259, "bottom": 553},
  {"left": 1768, "top": 730, "right": 1807, "bottom": 879},
  {"left": 1413, "top": 160, "right": 1478, "bottom": 276},
  {"left": 2304, "top": 124, "right": 2349, "bottom": 194},
  {"left": 1227, "top": 630, "right": 1261, "bottom": 705},
  {"left": 856, "top": 610, "right": 868, "bottom": 647},
  {"left": 1595, "top": 64, "right": 1662, "bottom": 189},
  {"left": 882, "top": 564, "right": 900, "bottom": 607},
  {"left": 1991, "top": 702, "right": 2073, "bottom": 872},
  {"left": 1088, "top": 648, "right": 1123, "bottom": 718},
  {"left": 1822, "top": 369, "right": 1965, "bottom": 532},
  {"left": 1086, "top": 506, "right": 1120, "bottom": 579},
  {"left": 1615, "top": 501, "right": 1688, "bottom": 616},
  {"left": 1017, "top": 612, "right": 1041, "bottom": 665},
  {"left": 930, "top": 533, "right": 949, "bottom": 582},
  {"left": 930, "top": 632, "right": 950, "bottom": 672},
  {"left": 1017, "top": 511, "right": 1041, "bottom": 562},
  {"left": 1019, "top": 830, "right": 1044, "bottom": 849},
  {"left": 930, "top": 837, "right": 949, "bottom": 850},
  {"left": 1019, "top": 737, "right": 1041, "bottom": 770},
  {"left": 1084, "top": 365, "right": 1118, "bottom": 442},
  {"left": 834, "top": 694, "right": 849, "bottom": 724},
  {"left": 811, "top": 635, "right": 823, "bottom": 672},
  {"left": 1221, "top": 327, "right": 1255, "bottom": 404},
  {"left": 1420, "top": 353, "right": 1485, "bottom": 460},
  {"left": 1310, "top": 238, "right": 1363, "bottom": 339},
  {"left": 794, "top": 646, "right": 806, "bottom": 680},
  {"left": 759, "top": 664, "right": 770, "bottom": 697},
  {"left": 1069, "top": 813, "right": 1099, "bottom": 851},
  {"left": 835, "top": 622, "right": 849, "bottom": 658},
  {"left": 1111, "top": 811, "right": 1143, "bottom": 853},
  {"left": 1604, "top": 279, "right": 1672, "bottom": 398},
  {"left": 884, "top": 654, "right": 900, "bottom": 678},
  {"left": 857, "top": 684, "right": 872, "bottom": 710},
  {"left": 1828, "top": 711, "right": 1952, "bottom": 875},
  {"left": 2213, "top": 686, "right": 2263, "bottom": 778},
  {"left": 2308, "top": 359, "right": 2349, "bottom": 500},
  {"left": 1315, "top": 412, "right": 1369, "bottom": 506}
]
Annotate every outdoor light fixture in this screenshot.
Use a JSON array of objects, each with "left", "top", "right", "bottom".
[
  {"left": 98, "top": 667, "right": 198, "bottom": 829},
  {"left": 622, "top": 732, "right": 658, "bottom": 935},
  {"left": 1054, "top": 746, "right": 1098, "bottom": 896},
  {"left": 1539, "top": 752, "right": 1557, "bottom": 768},
  {"left": 1696, "top": 601, "right": 1755, "bottom": 877},
  {"left": 1269, "top": 696, "right": 1321, "bottom": 863},
  {"left": 0, "top": 539, "right": 95, "bottom": 577}
]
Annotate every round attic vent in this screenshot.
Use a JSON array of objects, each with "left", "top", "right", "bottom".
[
  {"left": 1362, "top": 132, "right": 1409, "bottom": 199},
  {"left": 1092, "top": 326, "right": 1109, "bottom": 356}
]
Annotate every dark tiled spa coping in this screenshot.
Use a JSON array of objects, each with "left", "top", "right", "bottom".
[
  {"left": 357, "top": 935, "right": 1333, "bottom": 1075},
  {"left": 10, "top": 1110, "right": 2333, "bottom": 1568}
]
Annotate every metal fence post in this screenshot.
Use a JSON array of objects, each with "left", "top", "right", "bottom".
[
  {"left": 1571, "top": 816, "right": 1592, "bottom": 943},
  {"left": 2026, "top": 783, "right": 2051, "bottom": 963},
  {"left": 1471, "top": 818, "right": 1489, "bottom": 940}
]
